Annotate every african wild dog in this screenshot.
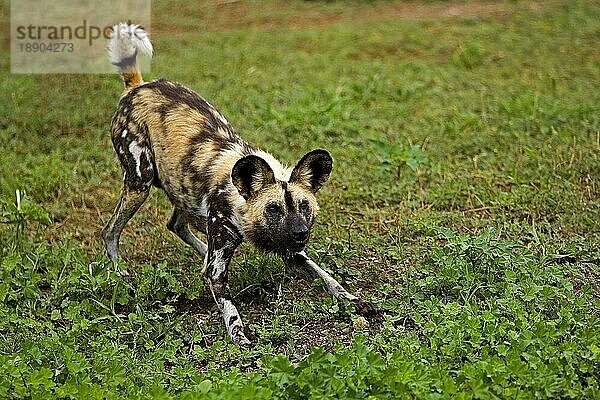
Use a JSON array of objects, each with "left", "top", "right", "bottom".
[{"left": 102, "top": 23, "right": 375, "bottom": 346}]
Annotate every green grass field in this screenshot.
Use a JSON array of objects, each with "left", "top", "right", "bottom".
[{"left": 1, "top": 0, "right": 599, "bottom": 398}]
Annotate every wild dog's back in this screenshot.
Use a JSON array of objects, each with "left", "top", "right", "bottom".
[{"left": 110, "top": 78, "right": 258, "bottom": 218}]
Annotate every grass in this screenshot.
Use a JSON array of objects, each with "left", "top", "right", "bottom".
[{"left": 1, "top": 0, "right": 599, "bottom": 398}]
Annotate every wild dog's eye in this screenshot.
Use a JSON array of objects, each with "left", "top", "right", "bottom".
[
  {"left": 266, "top": 203, "right": 282, "bottom": 215},
  {"left": 299, "top": 200, "right": 310, "bottom": 213}
]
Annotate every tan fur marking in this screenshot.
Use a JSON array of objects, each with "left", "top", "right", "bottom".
[
  {"left": 288, "top": 183, "right": 319, "bottom": 214},
  {"left": 189, "top": 140, "right": 217, "bottom": 171},
  {"left": 165, "top": 106, "right": 208, "bottom": 138},
  {"left": 242, "top": 184, "right": 285, "bottom": 232},
  {"left": 159, "top": 106, "right": 209, "bottom": 181},
  {"left": 209, "top": 144, "right": 248, "bottom": 189},
  {"left": 130, "top": 89, "right": 168, "bottom": 139},
  {"left": 121, "top": 65, "right": 144, "bottom": 92}
]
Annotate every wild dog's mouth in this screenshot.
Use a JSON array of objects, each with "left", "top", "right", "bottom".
[
  {"left": 289, "top": 226, "right": 310, "bottom": 253},
  {"left": 289, "top": 239, "right": 308, "bottom": 253}
]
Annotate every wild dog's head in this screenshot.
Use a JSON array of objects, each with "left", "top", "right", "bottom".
[{"left": 232, "top": 149, "right": 333, "bottom": 255}]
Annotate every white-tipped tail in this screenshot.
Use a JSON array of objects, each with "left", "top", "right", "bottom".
[
  {"left": 108, "top": 23, "right": 153, "bottom": 90},
  {"left": 108, "top": 23, "right": 153, "bottom": 65}
]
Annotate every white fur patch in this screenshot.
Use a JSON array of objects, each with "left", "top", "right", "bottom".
[
  {"left": 199, "top": 196, "right": 208, "bottom": 217},
  {"left": 108, "top": 23, "right": 153, "bottom": 66},
  {"left": 221, "top": 299, "right": 242, "bottom": 335},
  {"left": 210, "top": 249, "right": 226, "bottom": 280},
  {"left": 223, "top": 224, "right": 238, "bottom": 238},
  {"left": 201, "top": 255, "right": 208, "bottom": 276},
  {"left": 212, "top": 109, "right": 229, "bottom": 126},
  {"left": 121, "top": 129, "right": 128, "bottom": 138},
  {"left": 128, "top": 140, "right": 150, "bottom": 178}
]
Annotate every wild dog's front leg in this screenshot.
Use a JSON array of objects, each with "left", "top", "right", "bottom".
[
  {"left": 202, "top": 217, "right": 250, "bottom": 346},
  {"left": 285, "top": 251, "right": 378, "bottom": 316}
]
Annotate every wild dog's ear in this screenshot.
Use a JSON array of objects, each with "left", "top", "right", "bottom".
[
  {"left": 290, "top": 149, "right": 333, "bottom": 193},
  {"left": 232, "top": 155, "right": 276, "bottom": 200}
]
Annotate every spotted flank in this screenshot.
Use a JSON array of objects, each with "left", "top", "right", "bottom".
[{"left": 102, "top": 23, "right": 374, "bottom": 347}]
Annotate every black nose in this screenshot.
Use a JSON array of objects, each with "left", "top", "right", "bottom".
[{"left": 292, "top": 227, "right": 309, "bottom": 242}]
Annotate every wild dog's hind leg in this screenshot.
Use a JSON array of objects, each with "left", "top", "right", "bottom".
[
  {"left": 284, "top": 251, "right": 378, "bottom": 316},
  {"left": 167, "top": 209, "right": 208, "bottom": 257},
  {"left": 102, "top": 188, "right": 149, "bottom": 272},
  {"left": 102, "top": 129, "right": 154, "bottom": 273}
]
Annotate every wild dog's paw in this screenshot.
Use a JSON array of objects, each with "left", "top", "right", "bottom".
[
  {"left": 238, "top": 336, "right": 252, "bottom": 348},
  {"left": 351, "top": 298, "right": 381, "bottom": 318},
  {"left": 109, "top": 259, "right": 130, "bottom": 277},
  {"left": 230, "top": 326, "right": 252, "bottom": 348},
  {"left": 233, "top": 334, "right": 252, "bottom": 348},
  {"left": 115, "top": 268, "right": 130, "bottom": 277},
  {"left": 105, "top": 259, "right": 129, "bottom": 277}
]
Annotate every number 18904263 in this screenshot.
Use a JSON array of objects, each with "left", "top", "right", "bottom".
[{"left": 18, "top": 42, "right": 74, "bottom": 52}]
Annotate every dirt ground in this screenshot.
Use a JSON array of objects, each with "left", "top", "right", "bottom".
[{"left": 153, "top": 0, "right": 548, "bottom": 35}]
